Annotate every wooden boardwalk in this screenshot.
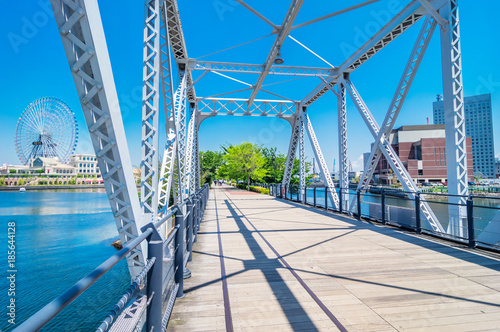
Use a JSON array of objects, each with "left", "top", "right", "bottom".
[{"left": 168, "top": 186, "right": 500, "bottom": 331}]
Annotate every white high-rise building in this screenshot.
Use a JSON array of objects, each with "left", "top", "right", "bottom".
[{"left": 433, "top": 93, "right": 495, "bottom": 178}]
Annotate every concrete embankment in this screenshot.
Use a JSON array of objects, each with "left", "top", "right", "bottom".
[{"left": 0, "top": 184, "right": 105, "bottom": 191}]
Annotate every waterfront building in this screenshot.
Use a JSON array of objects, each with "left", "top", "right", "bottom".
[
  {"left": 433, "top": 93, "right": 495, "bottom": 178},
  {"left": 371, "top": 124, "right": 473, "bottom": 184},
  {"left": 69, "top": 154, "right": 101, "bottom": 175},
  {"left": 496, "top": 159, "right": 500, "bottom": 179}
]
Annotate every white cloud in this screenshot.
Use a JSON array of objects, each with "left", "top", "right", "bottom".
[{"left": 351, "top": 154, "right": 365, "bottom": 171}]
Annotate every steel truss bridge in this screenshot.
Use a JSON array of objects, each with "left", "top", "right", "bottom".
[{"left": 46, "top": 0, "right": 487, "bottom": 299}]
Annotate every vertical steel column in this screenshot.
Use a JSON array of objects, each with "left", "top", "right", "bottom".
[
  {"left": 282, "top": 112, "right": 301, "bottom": 187},
  {"left": 172, "top": 71, "right": 188, "bottom": 204},
  {"left": 158, "top": 3, "right": 182, "bottom": 210},
  {"left": 337, "top": 80, "right": 349, "bottom": 211},
  {"left": 194, "top": 118, "right": 201, "bottom": 190},
  {"left": 299, "top": 119, "right": 306, "bottom": 203},
  {"left": 141, "top": 0, "right": 161, "bottom": 223},
  {"left": 440, "top": 0, "right": 468, "bottom": 237},
  {"left": 184, "top": 105, "right": 196, "bottom": 196},
  {"left": 50, "top": 0, "right": 145, "bottom": 278}
]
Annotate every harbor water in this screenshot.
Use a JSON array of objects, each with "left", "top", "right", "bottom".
[{"left": 0, "top": 190, "right": 130, "bottom": 332}]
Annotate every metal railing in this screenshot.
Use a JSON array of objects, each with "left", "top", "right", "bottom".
[
  {"left": 14, "top": 184, "right": 210, "bottom": 332},
  {"left": 249, "top": 183, "right": 500, "bottom": 253}
]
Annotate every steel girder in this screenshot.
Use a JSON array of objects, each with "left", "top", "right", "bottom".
[
  {"left": 197, "top": 98, "right": 296, "bottom": 119},
  {"left": 301, "top": 0, "right": 429, "bottom": 108},
  {"left": 185, "top": 108, "right": 196, "bottom": 195},
  {"left": 247, "top": 0, "right": 305, "bottom": 108},
  {"left": 50, "top": 0, "right": 145, "bottom": 278},
  {"left": 140, "top": 0, "right": 161, "bottom": 221},
  {"left": 158, "top": 0, "right": 178, "bottom": 210},
  {"left": 299, "top": 119, "right": 305, "bottom": 202},
  {"left": 356, "top": 17, "right": 436, "bottom": 196},
  {"left": 439, "top": 0, "right": 468, "bottom": 237},
  {"left": 163, "top": 0, "right": 196, "bottom": 103},
  {"left": 337, "top": 80, "right": 349, "bottom": 210},
  {"left": 303, "top": 112, "right": 340, "bottom": 210},
  {"left": 173, "top": 71, "right": 188, "bottom": 201},
  {"left": 282, "top": 113, "right": 301, "bottom": 187},
  {"left": 190, "top": 61, "right": 334, "bottom": 77},
  {"left": 344, "top": 79, "right": 445, "bottom": 233}
]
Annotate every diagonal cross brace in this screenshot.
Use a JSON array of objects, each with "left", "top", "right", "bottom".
[
  {"left": 247, "top": 0, "right": 305, "bottom": 108},
  {"left": 345, "top": 79, "right": 444, "bottom": 233},
  {"left": 357, "top": 17, "right": 436, "bottom": 196}
]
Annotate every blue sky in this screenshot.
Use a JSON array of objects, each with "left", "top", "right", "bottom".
[{"left": 1, "top": 0, "right": 499, "bottom": 171}]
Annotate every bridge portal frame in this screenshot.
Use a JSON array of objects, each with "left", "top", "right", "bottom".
[{"left": 49, "top": 0, "right": 472, "bottom": 278}]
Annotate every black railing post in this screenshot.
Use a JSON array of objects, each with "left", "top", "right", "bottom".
[
  {"left": 357, "top": 190, "right": 361, "bottom": 220},
  {"left": 467, "top": 196, "right": 476, "bottom": 248},
  {"left": 381, "top": 189, "right": 386, "bottom": 225},
  {"left": 304, "top": 186, "right": 307, "bottom": 204},
  {"left": 187, "top": 198, "right": 194, "bottom": 262},
  {"left": 142, "top": 223, "right": 163, "bottom": 332},
  {"left": 325, "top": 187, "right": 328, "bottom": 210},
  {"left": 174, "top": 207, "right": 185, "bottom": 298},
  {"left": 339, "top": 188, "right": 343, "bottom": 214},
  {"left": 193, "top": 196, "right": 199, "bottom": 243},
  {"left": 313, "top": 187, "right": 317, "bottom": 207},
  {"left": 285, "top": 184, "right": 288, "bottom": 200},
  {"left": 415, "top": 193, "right": 421, "bottom": 234}
]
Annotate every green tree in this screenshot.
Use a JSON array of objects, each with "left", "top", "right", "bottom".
[
  {"left": 199, "top": 150, "right": 224, "bottom": 185},
  {"left": 260, "top": 147, "right": 311, "bottom": 184},
  {"left": 221, "top": 142, "right": 266, "bottom": 190}
]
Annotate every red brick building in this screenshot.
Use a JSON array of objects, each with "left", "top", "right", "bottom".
[{"left": 374, "top": 125, "right": 473, "bottom": 184}]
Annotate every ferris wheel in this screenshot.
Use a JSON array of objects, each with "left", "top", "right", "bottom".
[{"left": 15, "top": 97, "right": 78, "bottom": 165}]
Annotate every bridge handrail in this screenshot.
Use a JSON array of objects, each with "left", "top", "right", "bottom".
[{"left": 14, "top": 184, "right": 210, "bottom": 332}]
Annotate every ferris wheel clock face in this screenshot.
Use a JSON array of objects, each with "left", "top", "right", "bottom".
[{"left": 15, "top": 97, "right": 78, "bottom": 165}]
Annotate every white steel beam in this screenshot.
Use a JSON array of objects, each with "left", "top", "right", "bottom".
[
  {"left": 234, "top": 0, "right": 278, "bottom": 30},
  {"left": 197, "top": 98, "right": 296, "bottom": 118},
  {"left": 299, "top": 119, "right": 305, "bottom": 202},
  {"left": 357, "top": 16, "right": 436, "bottom": 195},
  {"left": 416, "top": 0, "right": 448, "bottom": 29},
  {"left": 50, "top": 0, "right": 145, "bottom": 278},
  {"left": 337, "top": 80, "right": 349, "bottom": 210},
  {"left": 282, "top": 112, "right": 301, "bottom": 187},
  {"left": 190, "top": 61, "right": 334, "bottom": 77},
  {"left": 301, "top": 0, "right": 427, "bottom": 107},
  {"left": 439, "top": 0, "right": 468, "bottom": 237},
  {"left": 303, "top": 112, "right": 340, "bottom": 210},
  {"left": 174, "top": 71, "right": 188, "bottom": 201},
  {"left": 291, "top": 0, "right": 381, "bottom": 31},
  {"left": 163, "top": 0, "right": 196, "bottom": 103},
  {"left": 185, "top": 108, "right": 196, "bottom": 195},
  {"left": 247, "top": 0, "right": 305, "bottom": 108},
  {"left": 344, "top": 79, "right": 445, "bottom": 233},
  {"left": 140, "top": 0, "right": 161, "bottom": 222}
]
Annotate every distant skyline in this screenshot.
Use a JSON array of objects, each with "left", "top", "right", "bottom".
[{"left": 1, "top": 0, "right": 499, "bottom": 171}]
